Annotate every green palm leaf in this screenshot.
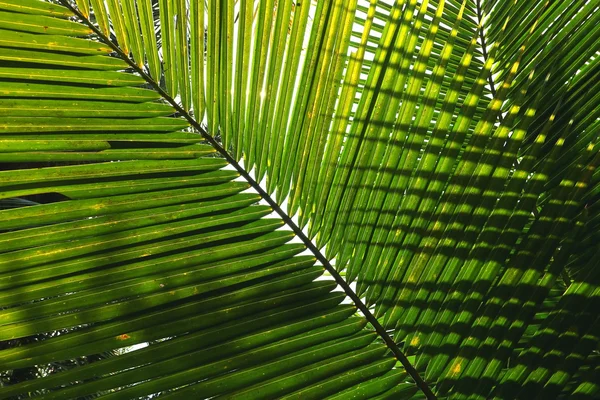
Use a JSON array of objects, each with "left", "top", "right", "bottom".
[{"left": 0, "top": 0, "right": 598, "bottom": 398}]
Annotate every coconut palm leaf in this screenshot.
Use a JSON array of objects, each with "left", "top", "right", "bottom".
[{"left": 0, "top": 0, "right": 598, "bottom": 399}]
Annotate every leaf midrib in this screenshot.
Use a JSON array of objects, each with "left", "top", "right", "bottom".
[{"left": 56, "top": 1, "right": 437, "bottom": 398}]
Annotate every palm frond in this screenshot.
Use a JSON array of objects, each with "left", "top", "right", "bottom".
[{"left": 0, "top": 0, "right": 598, "bottom": 398}]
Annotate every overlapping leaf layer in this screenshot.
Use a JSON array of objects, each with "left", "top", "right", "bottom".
[{"left": 0, "top": 0, "right": 599, "bottom": 398}]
